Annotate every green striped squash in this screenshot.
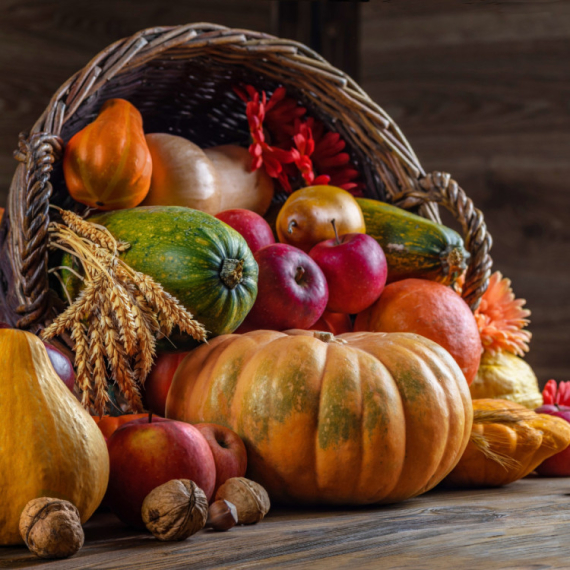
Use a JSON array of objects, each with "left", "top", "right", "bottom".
[
  {"left": 356, "top": 198, "right": 469, "bottom": 285},
  {"left": 63, "top": 206, "right": 258, "bottom": 337}
]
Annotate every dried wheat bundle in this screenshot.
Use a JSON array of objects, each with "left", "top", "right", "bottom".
[{"left": 42, "top": 208, "right": 207, "bottom": 415}]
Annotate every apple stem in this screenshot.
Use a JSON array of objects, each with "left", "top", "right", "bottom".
[
  {"left": 288, "top": 220, "right": 297, "bottom": 234},
  {"left": 295, "top": 266, "right": 306, "bottom": 283},
  {"left": 148, "top": 412, "right": 153, "bottom": 424},
  {"left": 331, "top": 219, "right": 340, "bottom": 246}
]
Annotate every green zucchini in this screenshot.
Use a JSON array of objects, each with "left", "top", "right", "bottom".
[
  {"left": 356, "top": 198, "right": 469, "bottom": 285},
  {"left": 61, "top": 206, "right": 258, "bottom": 337}
]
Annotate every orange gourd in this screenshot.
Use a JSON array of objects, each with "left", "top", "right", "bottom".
[
  {"left": 63, "top": 98, "right": 152, "bottom": 210},
  {"left": 94, "top": 413, "right": 150, "bottom": 439},
  {"left": 355, "top": 279, "right": 482, "bottom": 385},
  {"left": 444, "top": 399, "right": 570, "bottom": 488},
  {"left": 166, "top": 329, "right": 472, "bottom": 506},
  {"left": 0, "top": 329, "right": 109, "bottom": 544}
]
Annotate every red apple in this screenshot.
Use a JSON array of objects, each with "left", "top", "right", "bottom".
[
  {"left": 309, "top": 228, "right": 387, "bottom": 314},
  {"left": 143, "top": 352, "right": 188, "bottom": 416},
  {"left": 1, "top": 322, "right": 75, "bottom": 391},
  {"left": 215, "top": 209, "right": 275, "bottom": 254},
  {"left": 105, "top": 415, "right": 216, "bottom": 528},
  {"left": 310, "top": 310, "right": 353, "bottom": 335},
  {"left": 241, "top": 243, "right": 328, "bottom": 331},
  {"left": 44, "top": 342, "right": 76, "bottom": 392},
  {"left": 535, "top": 404, "right": 570, "bottom": 476},
  {"left": 194, "top": 423, "right": 247, "bottom": 498}
]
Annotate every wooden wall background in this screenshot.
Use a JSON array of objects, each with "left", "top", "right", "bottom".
[{"left": 0, "top": 0, "right": 568, "bottom": 385}]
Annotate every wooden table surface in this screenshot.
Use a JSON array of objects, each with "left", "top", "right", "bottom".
[{"left": 2, "top": 478, "right": 570, "bottom": 569}]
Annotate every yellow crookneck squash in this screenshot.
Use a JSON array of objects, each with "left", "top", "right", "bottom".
[
  {"left": 63, "top": 98, "right": 152, "bottom": 210},
  {"left": 0, "top": 329, "right": 109, "bottom": 545},
  {"left": 444, "top": 398, "right": 570, "bottom": 488},
  {"left": 166, "top": 329, "right": 473, "bottom": 506}
]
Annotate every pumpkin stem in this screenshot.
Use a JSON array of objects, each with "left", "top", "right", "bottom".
[
  {"left": 220, "top": 259, "right": 244, "bottom": 289},
  {"left": 331, "top": 219, "right": 341, "bottom": 246}
]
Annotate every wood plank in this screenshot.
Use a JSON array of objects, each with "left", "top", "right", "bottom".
[
  {"left": 361, "top": 1, "right": 570, "bottom": 385},
  {"left": 1, "top": 478, "right": 570, "bottom": 569}
]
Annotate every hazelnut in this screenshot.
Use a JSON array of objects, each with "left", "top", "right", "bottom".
[
  {"left": 141, "top": 479, "right": 208, "bottom": 541},
  {"left": 215, "top": 477, "right": 270, "bottom": 524},
  {"left": 206, "top": 500, "right": 238, "bottom": 531},
  {"left": 19, "top": 497, "right": 84, "bottom": 559}
]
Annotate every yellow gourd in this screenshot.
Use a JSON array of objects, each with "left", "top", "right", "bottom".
[
  {"left": 444, "top": 399, "right": 570, "bottom": 488},
  {"left": 470, "top": 350, "right": 543, "bottom": 409},
  {"left": 0, "top": 329, "right": 109, "bottom": 545}
]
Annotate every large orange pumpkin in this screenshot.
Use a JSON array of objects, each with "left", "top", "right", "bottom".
[
  {"left": 63, "top": 98, "right": 152, "bottom": 210},
  {"left": 355, "top": 279, "right": 482, "bottom": 385},
  {"left": 166, "top": 329, "right": 472, "bottom": 505}
]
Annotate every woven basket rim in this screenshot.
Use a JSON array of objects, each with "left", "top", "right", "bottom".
[{"left": 0, "top": 22, "right": 492, "bottom": 331}]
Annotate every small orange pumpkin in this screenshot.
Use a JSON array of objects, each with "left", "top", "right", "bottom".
[
  {"left": 63, "top": 98, "right": 152, "bottom": 210},
  {"left": 355, "top": 279, "right": 482, "bottom": 385},
  {"left": 166, "top": 329, "right": 472, "bottom": 506},
  {"left": 444, "top": 399, "right": 570, "bottom": 488},
  {"left": 94, "top": 413, "right": 150, "bottom": 439}
]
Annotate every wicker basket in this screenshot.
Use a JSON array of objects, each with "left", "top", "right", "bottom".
[{"left": 0, "top": 23, "right": 492, "bottom": 331}]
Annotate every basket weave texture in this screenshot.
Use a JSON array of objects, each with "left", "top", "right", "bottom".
[{"left": 0, "top": 23, "right": 492, "bottom": 331}]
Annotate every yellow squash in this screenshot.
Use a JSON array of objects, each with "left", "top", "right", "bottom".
[
  {"left": 0, "top": 329, "right": 109, "bottom": 545},
  {"left": 444, "top": 399, "right": 570, "bottom": 488}
]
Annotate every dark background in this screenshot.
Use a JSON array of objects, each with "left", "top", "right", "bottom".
[{"left": 0, "top": 0, "right": 568, "bottom": 385}]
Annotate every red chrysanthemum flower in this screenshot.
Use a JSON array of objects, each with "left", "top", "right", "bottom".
[
  {"left": 542, "top": 379, "right": 570, "bottom": 406},
  {"left": 235, "top": 84, "right": 362, "bottom": 194}
]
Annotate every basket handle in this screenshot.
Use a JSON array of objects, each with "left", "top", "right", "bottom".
[
  {"left": 391, "top": 171, "right": 493, "bottom": 311},
  {"left": 9, "top": 131, "right": 63, "bottom": 328}
]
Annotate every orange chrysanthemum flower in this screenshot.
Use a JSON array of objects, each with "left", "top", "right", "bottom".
[{"left": 474, "top": 271, "right": 531, "bottom": 356}]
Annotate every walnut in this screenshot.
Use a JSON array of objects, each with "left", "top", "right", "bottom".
[
  {"left": 141, "top": 479, "right": 208, "bottom": 541},
  {"left": 215, "top": 477, "right": 270, "bottom": 524},
  {"left": 206, "top": 500, "right": 238, "bottom": 531},
  {"left": 19, "top": 498, "right": 84, "bottom": 559}
]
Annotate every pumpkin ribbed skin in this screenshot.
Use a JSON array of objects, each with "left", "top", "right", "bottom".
[
  {"left": 0, "top": 330, "right": 109, "bottom": 545},
  {"left": 166, "top": 330, "right": 472, "bottom": 505},
  {"left": 63, "top": 98, "right": 152, "bottom": 210}
]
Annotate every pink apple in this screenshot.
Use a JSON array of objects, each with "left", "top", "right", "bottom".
[
  {"left": 309, "top": 230, "right": 387, "bottom": 314},
  {"left": 535, "top": 404, "right": 570, "bottom": 476},
  {"left": 215, "top": 209, "right": 275, "bottom": 254},
  {"left": 194, "top": 423, "right": 247, "bottom": 498},
  {"left": 1, "top": 322, "right": 75, "bottom": 391},
  {"left": 105, "top": 416, "right": 216, "bottom": 528},
  {"left": 142, "top": 352, "right": 188, "bottom": 416},
  {"left": 241, "top": 243, "right": 328, "bottom": 331}
]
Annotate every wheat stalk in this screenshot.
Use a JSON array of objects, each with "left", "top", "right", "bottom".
[{"left": 42, "top": 210, "right": 208, "bottom": 414}]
